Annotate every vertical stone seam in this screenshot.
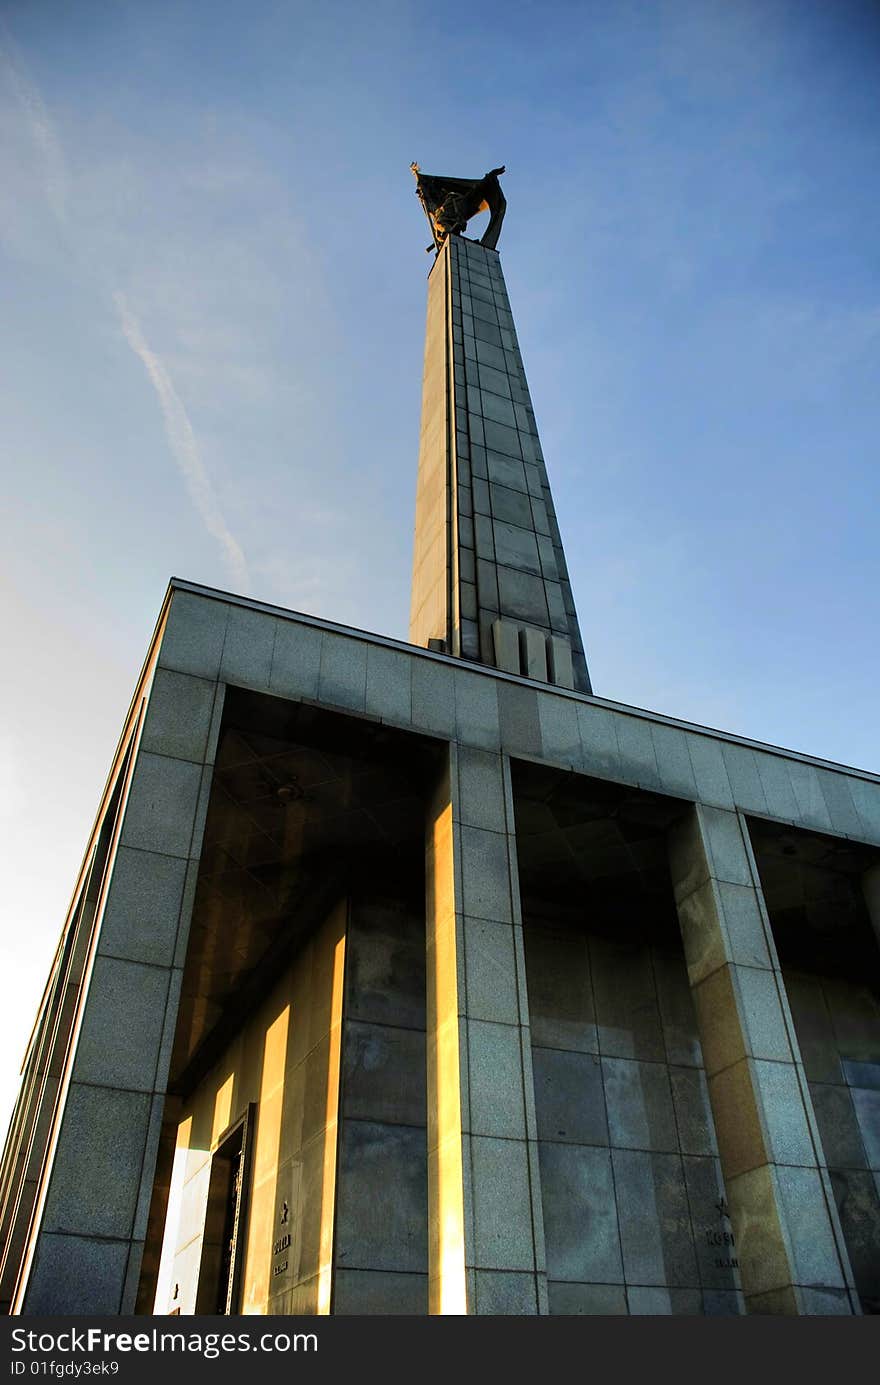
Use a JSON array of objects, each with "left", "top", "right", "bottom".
[
  {"left": 124, "top": 1088, "right": 164, "bottom": 1313},
  {"left": 647, "top": 946, "right": 724, "bottom": 1306},
  {"left": 590, "top": 932, "right": 628, "bottom": 1305},
  {"left": 501, "top": 757, "right": 547, "bottom": 1305}
]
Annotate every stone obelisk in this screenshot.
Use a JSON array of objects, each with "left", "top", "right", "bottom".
[{"left": 409, "top": 165, "right": 591, "bottom": 694}]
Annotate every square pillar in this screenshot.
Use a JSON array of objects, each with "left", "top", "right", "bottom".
[
  {"left": 668, "top": 803, "right": 858, "bottom": 1314},
  {"left": 425, "top": 745, "right": 547, "bottom": 1314},
  {"left": 16, "top": 665, "right": 224, "bottom": 1315}
]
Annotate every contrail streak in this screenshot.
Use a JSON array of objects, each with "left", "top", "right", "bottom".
[
  {"left": 114, "top": 292, "right": 249, "bottom": 589},
  {"left": 1, "top": 25, "right": 249, "bottom": 589}
]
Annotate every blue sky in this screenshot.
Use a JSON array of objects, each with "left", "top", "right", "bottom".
[{"left": 1, "top": 0, "right": 878, "bottom": 1130}]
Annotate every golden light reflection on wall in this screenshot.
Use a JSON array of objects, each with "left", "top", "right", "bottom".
[
  {"left": 242, "top": 1005, "right": 290, "bottom": 1314},
  {"left": 153, "top": 899, "right": 349, "bottom": 1316},
  {"left": 211, "top": 1074, "right": 235, "bottom": 1144},
  {"left": 426, "top": 792, "right": 468, "bottom": 1315},
  {"left": 152, "top": 1116, "right": 194, "bottom": 1312},
  {"left": 316, "top": 932, "right": 345, "bottom": 1316}
]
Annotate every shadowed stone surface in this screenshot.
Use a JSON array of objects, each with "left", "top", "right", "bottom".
[
  {"left": 41, "top": 1084, "right": 151, "bottom": 1240},
  {"left": 548, "top": 1282, "right": 628, "bottom": 1315},
  {"left": 335, "top": 1122, "right": 427, "bottom": 1274},
  {"left": 538, "top": 1142, "right": 622, "bottom": 1284},
  {"left": 613, "top": 1150, "right": 698, "bottom": 1288},
  {"left": 334, "top": 1270, "right": 428, "bottom": 1315},
  {"left": 532, "top": 1049, "right": 607, "bottom": 1146},
  {"left": 98, "top": 847, "right": 187, "bottom": 968},
  {"left": 26, "top": 1235, "right": 129, "bottom": 1315},
  {"left": 341, "top": 1022, "right": 426, "bottom": 1128},
  {"left": 73, "top": 957, "right": 169, "bottom": 1092}
]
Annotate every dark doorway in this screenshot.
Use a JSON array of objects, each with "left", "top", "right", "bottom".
[{"left": 196, "top": 1106, "right": 255, "bottom": 1314}]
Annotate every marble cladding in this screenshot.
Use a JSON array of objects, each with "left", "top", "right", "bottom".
[
  {"left": 449, "top": 237, "right": 590, "bottom": 691},
  {"left": 784, "top": 969, "right": 880, "bottom": 1312},
  {"left": 333, "top": 897, "right": 428, "bottom": 1315},
  {"left": 670, "top": 804, "right": 861, "bottom": 1312},
  {"left": 525, "top": 926, "right": 742, "bottom": 1314},
  {"left": 410, "top": 233, "right": 591, "bottom": 691}
]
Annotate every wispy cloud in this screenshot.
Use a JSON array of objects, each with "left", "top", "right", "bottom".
[
  {"left": 1, "top": 24, "right": 250, "bottom": 589},
  {"left": 113, "top": 292, "right": 249, "bottom": 589},
  {"left": 0, "top": 24, "right": 68, "bottom": 224}
]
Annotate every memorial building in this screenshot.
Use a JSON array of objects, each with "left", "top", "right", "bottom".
[{"left": 2, "top": 167, "right": 879, "bottom": 1317}]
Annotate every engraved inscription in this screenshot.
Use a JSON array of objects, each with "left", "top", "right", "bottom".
[{"left": 707, "top": 1199, "right": 738, "bottom": 1269}]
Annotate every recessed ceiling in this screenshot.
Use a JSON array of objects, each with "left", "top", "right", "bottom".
[{"left": 169, "top": 689, "right": 440, "bottom": 1090}]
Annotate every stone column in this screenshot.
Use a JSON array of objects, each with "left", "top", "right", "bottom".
[
  {"left": 668, "top": 803, "right": 858, "bottom": 1314},
  {"left": 16, "top": 652, "right": 224, "bottom": 1315},
  {"left": 0, "top": 888, "right": 95, "bottom": 1312},
  {"left": 425, "top": 744, "right": 547, "bottom": 1314}
]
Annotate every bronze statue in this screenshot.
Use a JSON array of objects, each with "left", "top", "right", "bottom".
[{"left": 411, "top": 163, "right": 507, "bottom": 254}]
